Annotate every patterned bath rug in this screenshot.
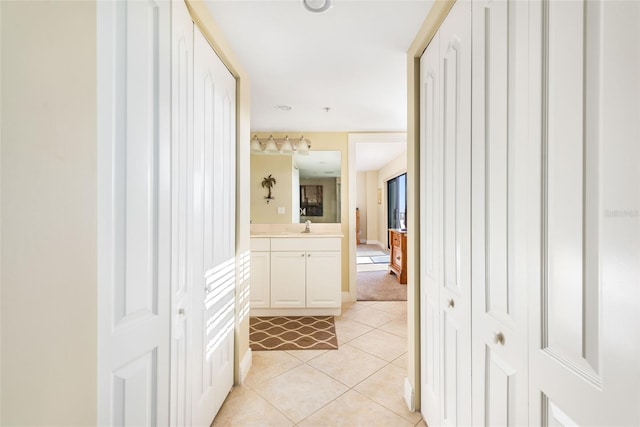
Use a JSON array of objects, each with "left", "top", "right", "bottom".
[{"left": 250, "top": 316, "right": 338, "bottom": 351}]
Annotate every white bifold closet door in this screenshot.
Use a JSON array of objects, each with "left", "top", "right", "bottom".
[
  {"left": 171, "top": 1, "right": 237, "bottom": 424},
  {"left": 419, "top": 1, "right": 472, "bottom": 426},
  {"left": 170, "top": 1, "right": 194, "bottom": 425},
  {"left": 470, "top": 1, "right": 530, "bottom": 425},
  {"left": 421, "top": 0, "right": 639, "bottom": 425},
  {"left": 419, "top": 28, "right": 442, "bottom": 426},
  {"left": 97, "top": 0, "right": 172, "bottom": 425},
  {"left": 190, "top": 23, "right": 237, "bottom": 427},
  {"left": 527, "top": 1, "right": 640, "bottom": 425}
]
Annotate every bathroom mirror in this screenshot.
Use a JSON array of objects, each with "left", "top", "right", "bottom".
[{"left": 251, "top": 151, "right": 342, "bottom": 224}]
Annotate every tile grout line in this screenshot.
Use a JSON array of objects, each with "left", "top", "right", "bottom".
[
  {"left": 221, "top": 301, "right": 422, "bottom": 426},
  {"left": 293, "top": 356, "right": 404, "bottom": 426},
  {"left": 291, "top": 319, "right": 415, "bottom": 424}
]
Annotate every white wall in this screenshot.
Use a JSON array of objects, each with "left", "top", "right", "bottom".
[
  {"left": 1, "top": 2, "right": 97, "bottom": 424},
  {"left": 0, "top": 1, "right": 3, "bottom": 421},
  {"left": 366, "top": 171, "right": 379, "bottom": 244},
  {"left": 356, "top": 171, "right": 367, "bottom": 241}
]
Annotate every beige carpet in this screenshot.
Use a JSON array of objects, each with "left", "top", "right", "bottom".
[
  {"left": 357, "top": 270, "right": 407, "bottom": 301},
  {"left": 250, "top": 316, "right": 338, "bottom": 351}
]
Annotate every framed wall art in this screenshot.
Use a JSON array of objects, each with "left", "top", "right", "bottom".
[{"left": 300, "top": 185, "right": 323, "bottom": 216}]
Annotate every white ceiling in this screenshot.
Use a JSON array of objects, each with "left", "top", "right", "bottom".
[
  {"left": 355, "top": 142, "right": 406, "bottom": 171},
  {"left": 205, "top": 0, "right": 434, "bottom": 132},
  {"left": 208, "top": 1, "right": 422, "bottom": 175}
]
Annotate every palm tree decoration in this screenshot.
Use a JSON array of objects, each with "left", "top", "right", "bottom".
[{"left": 261, "top": 174, "right": 276, "bottom": 200}]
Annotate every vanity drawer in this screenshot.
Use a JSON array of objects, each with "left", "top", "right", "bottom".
[
  {"left": 250, "top": 238, "right": 271, "bottom": 251},
  {"left": 270, "top": 237, "right": 341, "bottom": 252}
]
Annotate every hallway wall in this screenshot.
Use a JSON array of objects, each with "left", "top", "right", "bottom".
[
  {"left": 251, "top": 155, "right": 295, "bottom": 223},
  {"left": 1, "top": 2, "right": 98, "bottom": 424},
  {"left": 356, "top": 171, "right": 367, "bottom": 241},
  {"left": 365, "top": 171, "right": 378, "bottom": 243}
]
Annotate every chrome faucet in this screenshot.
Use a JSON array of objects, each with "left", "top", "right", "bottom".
[{"left": 303, "top": 220, "right": 311, "bottom": 233}]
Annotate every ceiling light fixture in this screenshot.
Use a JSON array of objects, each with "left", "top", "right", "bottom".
[
  {"left": 303, "top": 0, "right": 332, "bottom": 13},
  {"left": 251, "top": 135, "right": 311, "bottom": 156},
  {"left": 264, "top": 135, "right": 279, "bottom": 153}
]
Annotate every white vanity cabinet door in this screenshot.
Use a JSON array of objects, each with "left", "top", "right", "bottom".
[
  {"left": 306, "top": 251, "right": 341, "bottom": 308},
  {"left": 250, "top": 251, "right": 270, "bottom": 308},
  {"left": 271, "top": 251, "right": 306, "bottom": 308}
]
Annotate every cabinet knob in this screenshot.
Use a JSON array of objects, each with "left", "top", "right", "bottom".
[
  {"left": 307, "top": 253, "right": 311, "bottom": 257},
  {"left": 448, "top": 299, "right": 455, "bottom": 308},
  {"left": 493, "top": 332, "right": 505, "bottom": 345},
  {"left": 301, "top": 254, "right": 305, "bottom": 257},
  {"left": 178, "top": 308, "right": 186, "bottom": 317}
]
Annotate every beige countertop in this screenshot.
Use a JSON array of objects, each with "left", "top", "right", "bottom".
[{"left": 250, "top": 232, "right": 343, "bottom": 238}]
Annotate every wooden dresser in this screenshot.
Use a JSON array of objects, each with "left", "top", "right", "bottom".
[{"left": 388, "top": 229, "right": 407, "bottom": 284}]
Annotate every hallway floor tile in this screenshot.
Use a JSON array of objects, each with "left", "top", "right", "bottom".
[{"left": 212, "top": 302, "right": 424, "bottom": 426}]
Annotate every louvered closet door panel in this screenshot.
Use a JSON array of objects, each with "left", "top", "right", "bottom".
[
  {"left": 192, "top": 26, "right": 237, "bottom": 426},
  {"left": 97, "top": 0, "right": 171, "bottom": 424},
  {"left": 437, "top": 2, "right": 472, "bottom": 425},
  {"left": 471, "top": 1, "right": 530, "bottom": 425},
  {"left": 419, "top": 30, "right": 442, "bottom": 427},
  {"left": 528, "top": 1, "right": 640, "bottom": 425}
]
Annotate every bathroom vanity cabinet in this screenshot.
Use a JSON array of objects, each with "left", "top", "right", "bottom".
[{"left": 250, "top": 235, "right": 342, "bottom": 316}]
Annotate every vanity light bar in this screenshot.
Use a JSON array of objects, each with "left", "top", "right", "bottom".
[{"left": 250, "top": 135, "right": 311, "bottom": 155}]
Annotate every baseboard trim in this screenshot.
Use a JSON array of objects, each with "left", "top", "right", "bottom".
[
  {"left": 366, "top": 240, "right": 383, "bottom": 248},
  {"left": 251, "top": 307, "right": 341, "bottom": 316},
  {"left": 404, "top": 377, "right": 415, "bottom": 412},
  {"left": 342, "top": 292, "right": 354, "bottom": 303},
  {"left": 239, "top": 348, "right": 252, "bottom": 384}
]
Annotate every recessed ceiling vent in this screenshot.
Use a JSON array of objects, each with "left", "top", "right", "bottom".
[{"left": 303, "top": 0, "right": 332, "bottom": 13}]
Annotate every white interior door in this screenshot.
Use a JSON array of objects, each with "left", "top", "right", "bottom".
[
  {"left": 97, "top": 0, "right": 171, "bottom": 425},
  {"left": 420, "top": 2, "right": 472, "bottom": 425},
  {"left": 191, "top": 27, "right": 237, "bottom": 426},
  {"left": 470, "top": 1, "right": 530, "bottom": 425},
  {"left": 527, "top": 1, "right": 640, "bottom": 425},
  {"left": 437, "top": 3, "right": 472, "bottom": 425},
  {"left": 420, "top": 29, "right": 442, "bottom": 427},
  {"left": 170, "top": 1, "right": 193, "bottom": 425}
]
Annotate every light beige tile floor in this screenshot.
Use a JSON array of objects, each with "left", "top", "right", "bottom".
[{"left": 212, "top": 301, "right": 424, "bottom": 427}]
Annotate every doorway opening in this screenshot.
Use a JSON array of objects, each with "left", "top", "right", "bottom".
[{"left": 356, "top": 172, "right": 408, "bottom": 302}]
